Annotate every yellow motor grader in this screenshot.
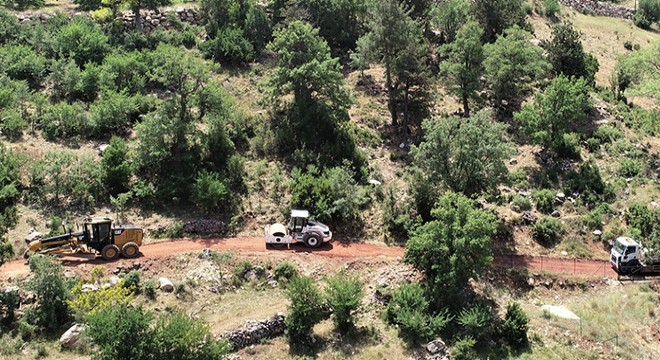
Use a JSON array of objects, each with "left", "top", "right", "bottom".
[{"left": 24, "top": 217, "right": 143, "bottom": 261}]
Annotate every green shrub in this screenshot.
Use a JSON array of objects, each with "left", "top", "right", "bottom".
[
  {"left": 0, "top": 9, "right": 21, "bottom": 45},
  {"left": 68, "top": 281, "right": 134, "bottom": 320},
  {"left": 622, "top": 106, "right": 659, "bottom": 136},
  {"left": 25, "top": 255, "right": 72, "bottom": 332},
  {"left": 153, "top": 312, "right": 232, "bottom": 360},
  {"left": 0, "top": 44, "right": 47, "bottom": 87},
  {"left": 273, "top": 262, "right": 298, "bottom": 282},
  {"left": 123, "top": 270, "right": 141, "bottom": 292},
  {"left": 87, "top": 306, "right": 154, "bottom": 360},
  {"left": 72, "top": 0, "right": 102, "bottom": 10},
  {"left": 5, "top": 0, "right": 45, "bottom": 9},
  {"left": 0, "top": 288, "right": 20, "bottom": 327},
  {"left": 40, "top": 102, "right": 90, "bottom": 141},
  {"left": 618, "top": 158, "right": 642, "bottom": 177},
  {"left": 532, "top": 189, "right": 555, "bottom": 214},
  {"left": 566, "top": 159, "right": 614, "bottom": 204},
  {"left": 102, "top": 50, "right": 148, "bottom": 95},
  {"left": 143, "top": 279, "right": 157, "bottom": 300},
  {"left": 511, "top": 195, "right": 531, "bottom": 212},
  {"left": 626, "top": 203, "right": 659, "bottom": 237},
  {"left": 635, "top": 0, "right": 660, "bottom": 29},
  {"left": 458, "top": 305, "right": 493, "bottom": 343},
  {"left": 386, "top": 283, "right": 451, "bottom": 344},
  {"left": 543, "top": 0, "right": 560, "bottom": 17},
  {"left": 501, "top": 302, "right": 529, "bottom": 349},
  {"left": 325, "top": 273, "right": 363, "bottom": 334},
  {"left": 201, "top": 27, "right": 254, "bottom": 64},
  {"left": 0, "top": 333, "right": 21, "bottom": 355},
  {"left": 285, "top": 276, "right": 324, "bottom": 340},
  {"left": 532, "top": 216, "right": 564, "bottom": 245},
  {"left": 0, "top": 109, "right": 26, "bottom": 141},
  {"left": 192, "top": 170, "right": 229, "bottom": 212},
  {"left": 451, "top": 336, "right": 477, "bottom": 360},
  {"left": 102, "top": 136, "right": 133, "bottom": 195},
  {"left": 53, "top": 17, "right": 110, "bottom": 66},
  {"left": 90, "top": 91, "right": 140, "bottom": 136},
  {"left": 593, "top": 125, "right": 623, "bottom": 144}
]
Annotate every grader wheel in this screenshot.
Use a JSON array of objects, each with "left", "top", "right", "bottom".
[
  {"left": 101, "top": 244, "right": 120, "bottom": 261},
  {"left": 121, "top": 242, "right": 140, "bottom": 258}
]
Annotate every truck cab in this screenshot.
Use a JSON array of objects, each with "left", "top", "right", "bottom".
[{"left": 610, "top": 237, "right": 641, "bottom": 271}]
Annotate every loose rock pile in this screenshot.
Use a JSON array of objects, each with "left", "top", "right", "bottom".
[
  {"left": 558, "top": 0, "right": 635, "bottom": 19},
  {"left": 183, "top": 219, "right": 226, "bottom": 235},
  {"left": 223, "top": 313, "right": 286, "bottom": 350}
]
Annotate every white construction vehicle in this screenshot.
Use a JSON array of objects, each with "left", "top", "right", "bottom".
[
  {"left": 264, "top": 210, "right": 332, "bottom": 248},
  {"left": 610, "top": 236, "right": 660, "bottom": 275}
]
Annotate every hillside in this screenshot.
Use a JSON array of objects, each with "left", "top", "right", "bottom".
[{"left": 0, "top": 0, "right": 659, "bottom": 359}]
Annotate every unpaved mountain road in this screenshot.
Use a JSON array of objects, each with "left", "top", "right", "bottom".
[{"left": 0, "top": 237, "right": 618, "bottom": 280}]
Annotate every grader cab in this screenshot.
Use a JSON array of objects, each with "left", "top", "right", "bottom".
[{"left": 25, "top": 217, "right": 143, "bottom": 261}]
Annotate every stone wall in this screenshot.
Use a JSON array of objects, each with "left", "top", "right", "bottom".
[
  {"left": 222, "top": 313, "right": 286, "bottom": 350},
  {"left": 558, "top": 0, "right": 635, "bottom": 19},
  {"left": 14, "top": 7, "right": 203, "bottom": 31}
]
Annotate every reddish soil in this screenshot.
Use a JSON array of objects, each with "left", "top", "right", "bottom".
[{"left": 0, "top": 237, "right": 617, "bottom": 280}]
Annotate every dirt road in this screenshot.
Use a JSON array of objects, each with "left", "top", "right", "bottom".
[{"left": 0, "top": 237, "right": 618, "bottom": 280}]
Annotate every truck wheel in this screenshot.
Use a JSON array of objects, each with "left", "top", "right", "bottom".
[
  {"left": 101, "top": 244, "right": 120, "bottom": 261},
  {"left": 121, "top": 242, "right": 140, "bottom": 258},
  {"left": 305, "top": 234, "right": 321, "bottom": 248}
]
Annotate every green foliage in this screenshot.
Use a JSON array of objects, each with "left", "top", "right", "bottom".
[
  {"left": 292, "top": 0, "right": 368, "bottom": 50},
  {"left": 0, "top": 288, "right": 19, "bottom": 327},
  {"left": 102, "top": 136, "right": 133, "bottom": 195},
  {"left": 40, "top": 102, "right": 90, "bottom": 141},
  {"left": 143, "top": 279, "right": 157, "bottom": 299},
  {"left": 87, "top": 306, "right": 153, "bottom": 360},
  {"left": 544, "top": 22, "right": 598, "bottom": 86},
  {"left": 73, "top": 0, "right": 102, "bottom": 10},
  {"left": 192, "top": 170, "right": 229, "bottom": 212},
  {"left": 0, "top": 44, "right": 47, "bottom": 87},
  {"left": 618, "top": 158, "right": 642, "bottom": 177},
  {"left": 53, "top": 17, "right": 110, "bottom": 66},
  {"left": 243, "top": 5, "right": 272, "bottom": 54},
  {"left": 404, "top": 192, "right": 498, "bottom": 310},
  {"left": 413, "top": 110, "right": 513, "bottom": 196},
  {"left": 501, "top": 302, "right": 529, "bottom": 349},
  {"left": 612, "top": 41, "right": 660, "bottom": 101},
  {"left": 68, "top": 281, "right": 134, "bottom": 320},
  {"left": 532, "top": 216, "right": 564, "bottom": 245},
  {"left": 153, "top": 312, "right": 232, "bottom": 360},
  {"left": 532, "top": 189, "right": 555, "bottom": 214},
  {"left": 123, "top": 270, "right": 141, "bottom": 291},
  {"left": 386, "top": 283, "right": 452, "bottom": 344},
  {"left": 472, "top": 0, "right": 527, "bottom": 42},
  {"left": 451, "top": 336, "right": 477, "bottom": 360},
  {"left": 440, "top": 20, "right": 484, "bottom": 116},
  {"left": 289, "top": 164, "right": 369, "bottom": 223},
  {"left": 273, "top": 262, "right": 298, "bottom": 283},
  {"left": 285, "top": 276, "right": 325, "bottom": 340},
  {"left": 325, "top": 272, "right": 363, "bottom": 334},
  {"left": 634, "top": 0, "right": 660, "bottom": 28},
  {"left": 0, "top": 9, "right": 21, "bottom": 45},
  {"left": 542, "top": 0, "right": 560, "bottom": 17},
  {"left": 25, "top": 255, "right": 72, "bottom": 331},
  {"left": 483, "top": 26, "right": 550, "bottom": 104},
  {"left": 201, "top": 26, "right": 254, "bottom": 64},
  {"left": 511, "top": 195, "right": 531, "bottom": 212},
  {"left": 382, "top": 184, "right": 418, "bottom": 242},
  {"left": 431, "top": 0, "right": 469, "bottom": 43},
  {"left": 90, "top": 91, "right": 142, "bottom": 136},
  {"left": 458, "top": 305, "right": 492, "bottom": 343},
  {"left": 2, "top": 0, "right": 44, "bottom": 10},
  {"left": 0, "top": 109, "right": 26, "bottom": 140},
  {"left": 102, "top": 50, "right": 148, "bottom": 94},
  {"left": 565, "top": 159, "right": 613, "bottom": 204},
  {"left": 517, "top": 76, "right": 591, "bottom": 158},
  {"left": 626, "top": 203, "right": 660, "bottom": 239},
  {"left": 356, "top": 0, "right": 430, "bottom": 128},
  {"left": 621, "top": 105, "right": 660, "bottom": 136}
]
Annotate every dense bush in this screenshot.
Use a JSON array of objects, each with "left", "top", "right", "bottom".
[
  {"left": 325, "top": 273, "right": 363, "bottom": 334},
  {"left": 0, "top": 109, "right": 26, "bottom": 140},
  {"left": 68, "top": 281, "right": 134, "bottom": 320},
  {"left": 285, "top": 276, "right": 325, "bottom": 340},
  {"left": 501, "top": 302, "right": 529, "bottom": 349},
  {"left": 25, "top": 255, "right": 72, "bottom": 332},
  {"left": 544, "top": 22, "right": 598, "bottom": 86},
  {"left": 634, "top": 0, "right": 660, "bottom": 29},
  {"left": 192, "top": 170, "right": 229, "bottom": 212},
  {"left": 102, "top": 136, "right": 133, "bottom": 195},
  {"left": 53, "top": 17, "right": 110, "bottom": 66},
  {"left": 289, "top": 164, "right": 369, "bottom": 224},
  {"left": 0, "top": 44, "right": 47, "bottom": 87},
  {"left": 511, "top": 195, "right": 531, "bottom": 211},
  {"left": 0, "top": 288, "right": 19, "bottom": 327},
  {"left": 532, "top": 189, "right": 555, "bottom": 214},
  {"left": 273, "top": 262, "right": 298, "bottom": 283},
  {"left": 458, "top": 305, "right": 493, "bottom": 343},
  {"left": 73, "top": 0, "right": 102, "bottom": 10},
  {"left": 618, "top": 158, "right": 642, "bottom": 177},
  {"left": 201, "top": 27, "right": 254, "bottom": 64},
  {"left": 87, "top": 306, "right": 154, "bottom": 360},
  {"left": 152, "top": 312, "right": 232, "bottom": 360},
  {"left": 532, "top": 216, "right": 564, "bottom": 245},
  {"left": 3, "top": 0, "right": 45, "bottom": 10},
  {"left": 123, "top": 270, "right": 141, "bottom": 291},
  {"left": 40, "top": 102, "right": 90, "bottom": 141},
  {"left": 542, "top": 0, "right": 560, "bottom": 17},
  {"left": 451, "top": 336, "right": 477, "bottom": 360},
  {"left": 566, "top": 159, "right": 614, "bottom": 204},
  {"left": 386, "top": 283, "right": 433, "bottom": 343},
  {"left": 89, "top": 91, "right": 142, "bottom": 136},
  {"left": 0, "top": 9, "right": 21, "bottom": 45},
  {"left": 102, "top": 50, "right": 149, "bottom": 94}
]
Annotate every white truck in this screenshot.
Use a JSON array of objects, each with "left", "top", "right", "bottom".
[
  {"left": 264, "top": 210, "right": 332, "bottom": 248},
  {"left": 610, "top": 236, "right": 660, "bottom": 275}
]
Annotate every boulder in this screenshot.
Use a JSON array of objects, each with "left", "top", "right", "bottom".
[
  {"left": 592, "top": 230, "right": 602, "bottom": 237},
  {"left": 60, "top": 324, "right": 85, "bottom": 349},
  {"left": 555, "top": 192, "right": 566, "bottom": 203},
  {"left": 521, "top": 211, "right": 538, "bottom": 225},
  {"left": 97, "top": 144, "right": 109, "bottom": 155},
  {"left": 426, "top": 339, "right": 448, "bottom": 356},
  {"left": 509, "top": 158, "right": 518, "bottom": 165},
  {"left": 159, "top": 277, "right": 174, "bottom": 292},
  {"left": 551, "top": 210, "right": 561, "bottom": 218}
]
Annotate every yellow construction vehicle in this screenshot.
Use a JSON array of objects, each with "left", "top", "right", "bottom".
[{"left": 24, "top": 217, "right": 143, "bottom": 261}]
